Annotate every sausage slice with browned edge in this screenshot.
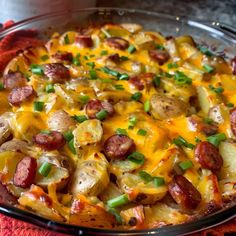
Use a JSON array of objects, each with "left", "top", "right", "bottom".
[
  {"left": 76, "top": 35, "right": 93, "bottom": 48},
  {"left": 148, "top": 49, "right": 170, "bottom": 65},
  {"left": 8, "top": 85, "right": 35, "bottom": 106},
  {"left": 104, "top": 134, "right": 135, "bottom": 160},
  {"left": 129, "top": 73, "right": 155, "bottom": 90},
  {"left": 52, "top": 51, "right": 73, "bottom": 63},
  {"left": 34, "top": 131, "right": 66, "bottom": 150},
  {"left": 85, "top": 99, "right": 114, "bottom": 119},
  {"left": 230, "top": 107, "right": 236, "bottom": 136},
  {"left": 195, "top": 141, "right": 223, "bottom": 171},
  {"left": 168, "top": 175, "right": 202, "bottom": 209},
  {"left": 3, "top": 71, "right": 27, "bottom": 90},
  {"left": 231, "top": 56, "right": 236, "bottom": 75},
  {"left": 13, "top": 156, "right": 37, "bottom": 188},
  {"left": 43, "top": 63, "right": 70, "bottom": 83},
  {"left": 106, "top": 37, "right": 129, "bottom": 50}
]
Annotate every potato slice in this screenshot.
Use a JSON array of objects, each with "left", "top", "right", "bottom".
[
  {"left": 208, "top": 104, "right": 229, "bottom": 124},
  {"left": 18, "top": 185, "right": 67, "bottom": 222},
  {"left": 73, "top": 119, "right": 103, "bottom": 148},
  {"left": 101, "top": 24, "right": 130, "bottom": 38},
  {"left": 120, "top": 23, "right": 142, "bottom": 33},
  {"left": 0, "top": 116, "right": 12, "bottom": 145},
  {"left": 99, "top": 182, "right": 122, "bottom": 202},
  {"left": 219, "top": 178, "right": 236, "bottom": 200}
]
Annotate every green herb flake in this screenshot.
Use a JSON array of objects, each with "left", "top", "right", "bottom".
[
  {"left": 30, "top": 64, "right": 44, "bottom": 75},
  {"left": 33, "top": 101, "right": 44, "bottom": 112},
  {"left": 153, "top": 75, "right": 161, "bottom": 87},
  {"left": 131, "top": 92, "right": 142, "bottom": 101},
  {"left": 89, "top": 70, "right": 97, "bottom": 80},
  {"left": 207, "top": 133, "right": 226, "bottom": 147},
  {"left": 114, "top": 84, "right": 124, "bottom": 90},
  {"left": 203, "top": 64, "right": 215, "bottom": 73},
  {"left": 73, "top": 115, "right": 88, "bottom": 123},
  {"left": 64, "top": 34, "right": 70, "bottom": 45},
  {"left": 63, "top": 131, "right": 74, "bottom": 142},
  {"left": 173, "top": 136, "right": 195, "bottom": 149},
  {"left": 127, "top": 152, "right": 145, "bottom": 165},
  {"left": 144, "top": 100, "right": 150, "bottom": 113},
  {"left": 203, "top": 117, "right": 213, "bottom": 124},
  {"left": 137, "top": 129, "right": 147, "bottom": 136},
  {"left": 127, "top": 45, "right": 136, "bottom": 54},
  {"left": 156, "top": 44, "right": 165, "bottom": 50},
  {"left": 100, "top": 50, "right": 108, "bottom": 56},
  {"left": 174, "top": 71, "right": 192, "bottom": 85},
  {"left": 45, "top": 84, "right": 55, "bottom": 93},
  {"left": 78, "top": 95, "right": 89, "bottom": 104},
  {"left": 227, "top": 102, "right": 234, "bottom": 108},
  {"left": 86, "top": 61, "right": 95, "bottom": 69},
  {"left": 139, "top": 170, "right": 153, "bottom": 183},
  {"left": 153, "top": 177, "right": 165, "bottom": 187},
  {"left": 167, "top": 62, "right": 179, "bottom": 69},
  {"left": 41, "top": 55, "right": 49, "bottom": 61},
  {"left": 116, "top": 128, "right": 128, "bottom": 136},
  {"left": 178, "top": 160, "right": 193, "bottom": 171},
  {"left": 198, "top": 45, "right": 213, "bottom": 56},
  {"left": 0, "top": 83, "right": 4, "bottom": 91}
]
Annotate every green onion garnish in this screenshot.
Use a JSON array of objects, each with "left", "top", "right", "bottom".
[
  {"left": 227, "top": 102, "right": 234, "bottom": 108},
  {"left": 68, "top": 138, "right": 76, "bottom": 154},
  {"left": 45, "top": 84, "right": 55, "bottom": 93},
  {"left": 214, "top": 87, "right": 224, "bottom": 94},
  {"left": 0, "top": 83, "right": 4, "bottom": 91},
  {"left": 78, "top": 95, "right": 89, "bottom": 104},
  {"left": 127, "top": 152, "right": 145, "bottom": 165},
  {"left": 178, "top": 160, "right": 193, "bottom": 171},
  {"left": 195, "top": 137, "right": 201, "bottom": 143},
  {"left": 86, "top": 62, "right": 95, "bottom": 69},
  {"left": 137, "top": 129, "right": 147, "bottom": 136},
  {"left": 203, "top": 64, "right": 214, "bottom": 73},
  {"left": 83, "top": 55, "right": 89, "bottom": 60},
  {"left": 33, "top": 101, "right": 44, "bottom": 112},
  {"left": 156, "top": 44, "right": 165, "bottom": 50},
  {"left": 173, "top": 136, "right": 195, "bottom": 149},
  {"left": 174, "top": 71, "right": 192, "bottom": 85},
  {"left": 131, "top": 92, "right": 142, "bottom": 101},
  {"left": 107, "top": 194, "right": 129, "bottom": 208},
  {"left": 64, "top": 34, "right": 70, "bottom": 44},
  {"left": 101, "top": 67, "right": 119, "bottom": 77},
  {"left": 89, "top": 70, "right": 97, "bottom": 80},
  {"left": 153, "top": 177, "right": 165, "bottom": 187},
  {"left": 96, "top": 109, "right": 108, "bottom": 121},
  {"left": 128, "top": 116, "right": 137, "bottom": 129},
  {"left": 63, "top": 131, "right": 74, "bottom": 142},
  {"left": 116, "top": 128, "right": 128, "bottom": 136},
  {"left": 153, "top": 75, "right": 161, "bottom": 87},
  {"left": 107, "top": 207, "right": 123, "bottom": 224},
  {"left": 114, "top": 84, "right": 124, "bottom": 90},
  {"left": 206, "top": 133, "right": 226, "bottom": 147},
  {"left": 198, "top": 45, "right": 213, "bottom": 56},
  {"left": 127, "top": 45, "right": 136, "bottom": 54},
  {"left": 73, "top": 58, "right": 81, "bottom": 66},
  {"left": 144, "top": 100, "right": 150, "bottom": 112},
  {"left": 100, "top": 50, "right": 108, "bottom": 56},
  {"left": 101, "top": 28, "right": 111, "bottom": 38},
  {"left": 38, "top": 162, "right": 52, "bottom": 177},
  {"left": 167, "top": 62, "right": 178, "bottom": 69},
  {"left": 120, "top": 56, "right": 129, "bottom": 61},
  {"left": 118, "top": 73, "right": 129, "bottom": 80},
  {"left": 30, "top": 64, "right": 44, "bottom": 75},
  {"left": 73, "top": 115, "right": 88, "bottom": 123},
  {"left": 139, "top": 170, "right": 153, "bottom": 183},
  {"left": 41, "top": 55, "right": 49, "bottom": 61},
  {"left": 203, "top": 117, "right": 213, "bottom": 124}
]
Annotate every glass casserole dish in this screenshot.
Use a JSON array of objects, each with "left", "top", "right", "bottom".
[{"left": 0, "top": 7, "right": 236, "bottom": 236}]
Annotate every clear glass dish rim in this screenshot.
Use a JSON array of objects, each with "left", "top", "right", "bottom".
[{"left": 0, "top": 7, "right": 236, "bottom": 235}]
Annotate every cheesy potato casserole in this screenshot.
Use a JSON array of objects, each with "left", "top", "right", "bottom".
[{"left": 0, "top": 23, "right": 236, "bottom": 229}]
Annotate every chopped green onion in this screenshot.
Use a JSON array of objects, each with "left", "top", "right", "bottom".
[
  {"left": 101, "top": 28, "right": 111, "bottom": 38},
  {"left": 86, "top": 62, "right": 95, "bottom": 69},
  {"left": 114, "top": 84, "right": 124, "bottom": 90},
  {"left": 73, "top": 115, "right": 88, "bottom": 123},
  {"left": 203, "top": 117, "right": 213, "bottom": 124},
  {"left": 137, "top": 129, "right": 147, "bottom": 136},
  {"left": 207, "top": 133, "right": 226, "bottom": 147},
  {"left": 78, "top": 95, "right": 89, "bottom": 104},
  {"left": 83, "top": 55, "right": 89, "bottom": 60},
  {"left": 127, "top": 152, "right": 145, "bottom": 165},
  {"left": 198, "top": 45, "right": 213, "bottom": 56},
  {"left": 156, "top": 44, "right": 165, "bottom": 50},
  {"left": 41, "top": 55, "right": 49, "bottom": 61},
  {"left": 72, "top": 58, "right": 81, "bottom": 66},
  {"left": 40, "top": 130, "right": 51, "bottom": 134},
  {"left": 38, "top": 162, "right": 52, "bottom": 177},
  {"left": 203, "top": 64, "right": 215, "bottom": 73},
  {"left": 96, "top": 109, "right": 108, "bottom": 121},
  {"left": 195, "top": 137, "right": 201, "bottom": 143},
  {"left": 64, "top": 34, "right": 70, "bottom": 44},
  {"left": 100, "top": 78, "right": 112, "bottom": 83},
  {"left": 101, "top": 67, "right": 119, "bottom": 77},
  {"left": 167, "top": 62, "right": 178, "bottom": 69},
  {"left": 89, "top": 70, "right": 97, "bottom": 80},
  {"left": 30, "top": 64, "right": 44, "bottom": 75},
  {"left": 68, "top": 138, "right": 76, "bottom": 154},
  {"left": 0, "top": 83, "right": 4, "bottom": 91},
  {"left": 131, "top": 92, "right": 142, "bottom": 101},
  {"left": 139, "top": 170, "right": 153, "bottom": 183},
  {"left": 90, "top": 54, "right": 95, "bottom": 58},
  {"left": 227, "top": 102, "right": 234, "bottom": 108},
  {"left": 153, "top": 177, "right": 165, "bottom": 187},
  {"left": 63, "top": 131, "right": 74, "bottom": 142},
  {"left": 214, "top": 87, "right": 224, "bottom": 94},
  {"left": 173, "top": 136, "right": 195, "bottom": 149},
  {"left": 144, "top": 100, "right": 150, "bottom": 112},
  {"left": 116, "top": 128, "right": 128, "bottom": 136},
  {"left": 118, "top": 73, "right": 129, "bottom": 80},
  {"left": 127, "top": 45, "right": 136, "bottom": 54},
  {"left": 33, "top": 101, "right": 44, "bottom": 112},
  {"left": 153, "top": 75, "right": 161, "bottom": 87},
  {"left": 128, "top": 116, "right": 137, "bottom": 129},
  {"left": 178, "top": 160, "right": 193, "bottom": 171},
  {"left": 107, "top": 194, "right": 129, "bottom": 208},
  {"left": 45, "top": 84, "right": 55, "bottom": 93},
  {"left": 174, "top": 71, "right": 192, "bottom": 85},
  {"left": 107, "top": 207, "right": 123, "bottom": 224},
  {"left": 100, "top": 50, "right": 108, "bottom": 56},
  {"left": 120, "top": 56, "right": 129, "bottom": 61}
]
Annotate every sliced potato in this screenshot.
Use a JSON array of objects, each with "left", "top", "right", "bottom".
[
  {"left": 73, "top": 119, "right": 103, "bottom": 148},
  {"left": 101, "top": 24, "right": 130, "bottom": 38},
  {"left": 98, "top": 90, "right": 132, "bottom": 103},
  {"left": 219, "top": 178, "right": 236, "bottom": 200},
  {"left": 99, "top": 182, "right": 122, "bottom": 202},
  {"left": 208, "top": 104, "right": 229, "bottom": 124},
  {"left": 120, "top": 23, "right": 142, "bottom": 33},
  {"left": 114, "top": 101, "right": 143, "bottom": 115},
  {"left": 164, "top": 38, "right": 180, "bottom": 61},
  {"left": 110, "top": 159, "right": 143, "bottom": 174},
  {"left": 0, "top": 116, "right": 12, "bottom": 145},
  {"left": 118, "top": 173, "right": 167, "bottom": 204},
  {"left": 70, "top": 152, "right": 109, "bottom": 196}
]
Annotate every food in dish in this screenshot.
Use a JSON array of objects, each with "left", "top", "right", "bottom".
[{"left": 0, "top": 22, "right": 236, "bottom": 229}]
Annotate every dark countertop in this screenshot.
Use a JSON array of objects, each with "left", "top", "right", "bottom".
[{"left": 97, "top": 0, "right": 236, "bottom": 26}]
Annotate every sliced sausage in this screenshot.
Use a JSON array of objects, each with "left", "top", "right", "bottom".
[
  {"left": 148, "top": 49, "right": 170, "bottom": 65},
  {"left": 108, "top": 53, "right": 120, "bottom": 63},
  {"left": 230, "top": 107, "right": 236, "bottom": 136},
  {"left": 231, "top": 56, "right": 236, "bottom": 75},
  {"left": 48, "top": 110, "right": 76, "bottom": 132},
  {"left": 13, "top": 156, "right": 37, "bottom": 188},
  {"left": 76, "top": 35, "right": 93, "bottom": 48},
  {"left": 8, "top": 85, "right": 35, "bottom": 106},
  {"left": 106, "top": 37, "right": 129, "bottom": 50},
  {"left": 195, "top": 141, "right": 223, "bottom": 171},
  {"left": 168, "top": 175, "right": 201, "bottom": 209},
  {"left": 43, "top": 63, "right": 70, "bottom": 83},
  {"left": 0, "top": 182, "right": 17, "bottom": 204},
  {"left": 52, "top": 51, "right": 73, "bottom": 63},
  {"left": 34, "top": 131, "right": 66, "bottom": 150},
  {"left": 129, "top": 73, "right": 155, "bottom": 90},
  {"left": 104, "top": 134, "right": 135, "bottom": 160},
  {"left": 85, "top": 99, "right": 114, "bottom": 119},
  {"left": 3, "top": 71, "right": 27, "bottom": 90}
]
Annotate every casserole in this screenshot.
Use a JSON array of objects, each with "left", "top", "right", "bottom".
[{"left": 0, "top": 7, "right": 236, "bottom": 235}]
